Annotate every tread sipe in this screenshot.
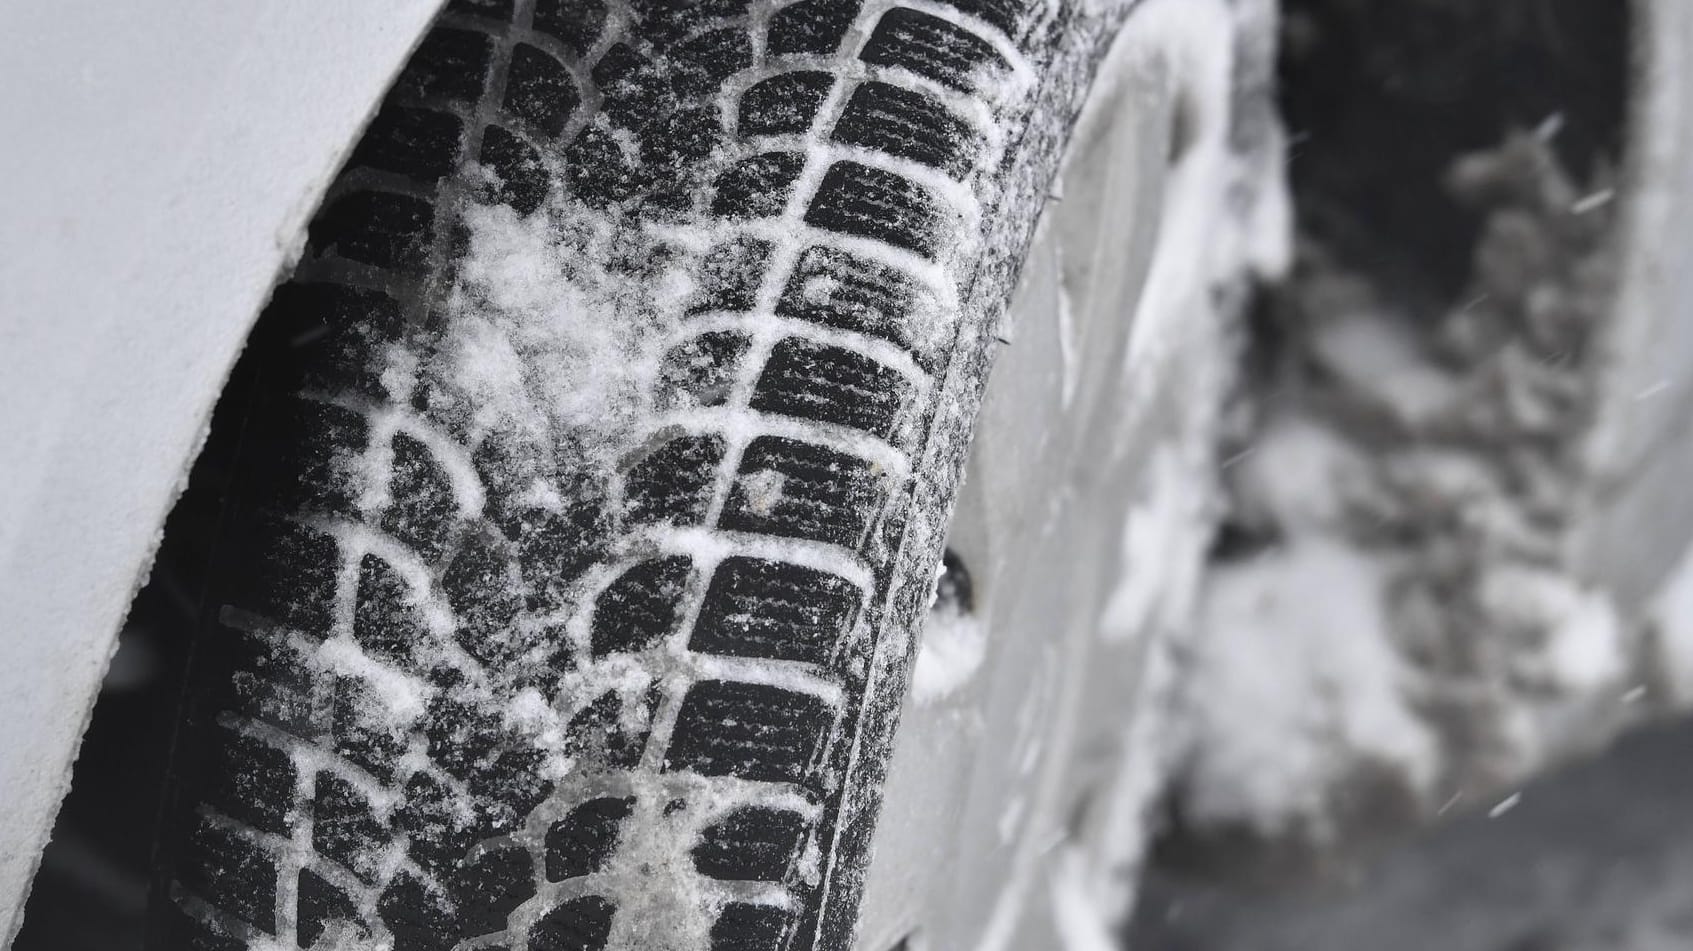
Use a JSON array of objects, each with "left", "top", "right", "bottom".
[{"left": 151, "top": 1, "right": 1125, "bottom": 948}]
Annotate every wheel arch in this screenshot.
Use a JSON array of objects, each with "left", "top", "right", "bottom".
[{"left": 0, "top": 1, "right": 444, "bottom": 939}]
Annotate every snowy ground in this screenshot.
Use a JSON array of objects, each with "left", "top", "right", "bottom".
[{"left": 1129, "top": 714, "right": 1693, "bottom": 951}]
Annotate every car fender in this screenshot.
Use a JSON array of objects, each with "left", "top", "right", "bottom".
[{"left": 0, "top": 1, "right": 443, "bottom": 939}]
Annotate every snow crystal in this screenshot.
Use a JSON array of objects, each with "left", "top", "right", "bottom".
[
  {"left": 1486, "top": 791, "right": 1523, "bottom": 818},
  {"left": 1570, "top": 188, "right": 1616, "bottom": 215}
]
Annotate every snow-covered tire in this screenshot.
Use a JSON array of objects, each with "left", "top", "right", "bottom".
[{"left": 148, "top": 2, "right": 1160, "bottom": 949}]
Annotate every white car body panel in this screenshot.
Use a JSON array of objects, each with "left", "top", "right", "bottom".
[{"left": 0, "top": 2, "right": 443, "bottom": 940}]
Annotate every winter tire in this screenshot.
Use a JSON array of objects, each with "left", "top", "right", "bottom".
[{"left": 148, "top": 1, "right": 1279, "bottom": 949}]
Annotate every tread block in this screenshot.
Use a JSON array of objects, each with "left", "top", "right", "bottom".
[
  {"left": 750, "top": 336, "right": 912, "bottom": 441},
  {"left": 739, "top": 71, "right": 834, "bottom": 137},
  {"left": 516, "top": 501, "right": 612, "bottom": 610},
  {"left": 333, "top": 679, "right": 410, "bottom": 782},
  {"left": 481, "top": 124, "right": 551, "bottom": 215},
  {"left": 298, "top": 868, "right": 361, "bottom": 949},
  {"left": 833, "top": 80, "right": 982, "bottom": 177},
  {"left": 713, "top": 152, "right": 806, "bottom": 219},
  {"left": 382, "top": 432, "right": 459, "bottom": 561},
  {"left": 202, "top": 725, "right": 296, "bottom": 839},
  {"left": 260, "top": 283, "right": 407, "bottom": 397},
  {"left": 775, "top": 245, "right": 937, "bottom": 367},
  {"left": 592, "top": 43, "right": 666, "bottom": 127},
  {"left": 506, "top": 43, "right": 580, "bottom": 137},
  {"left": 718, "top": 436, "right": 885, "bottom": 547},
  {"left": 529, "top": 895, "right": 616, "bottom": 951},
  {"left": 591, "top": 556, "right": 695, "bottom": 656},
  {"left": 254, "top": 399, "right": 365, "bottom": 519},
  {"left": 659, "top": 332, "right": 752, "bottom": 411},
  {"left": 352, "top": 104, "right": 466, "bottom": 181},
  {"left": 690, "top": 557, "right": 861, "bottom": 665},
  {"left": 710, "top": 902, "right": 792, "bottom": 951},
  {"left": 589, "top": 39, "right": 644, "bottom": 88},
  {"left": 311, "top": 189, "right": 436, "bottom": 271},
  {"left": 378, "top": 871, "right": 457, "bottom": 951},
  {"left": 466, "top": 744, "right": 555, "bottom": 831},
  {"left": 566, "top": 690, "right": 656, "bottom": 770},
  {"left": 692, "top": 806, "right": 807, "bottom": 880},
  {"left": 339, "top": 676, "right": 420, "bottom": 747},
  {"left": 472, "top": 437, "right": 556, "bottom": 537},
  {"left": 237, "top": 516, "right": 338, "bottom": 641},
  {"left": 232, "top": 677, "right": 316, "bottom": 743},
  {"left": 640, "top": 107, "right": 724, "bottom": 172},
  {"left": 664, "top": 680, "right": 832, "bottom": 784},
  {"left": 456, "top": 844, "right": 536, "bottom": 937},
  {"left": 688, "top": 239, "right": 772, "bottom": 315},
  {"left": 768, "top": 0, "right": 861, "bottom": 56},
  {"left": 932, "top": 0, "right": 1026, "bottom": 37},
  {"left": 533, "top": 0, "right": 607, "bottom": 57},
  {"left": 313, "top": 772, "right": 387, "bottom": 883},
  {"left": 394, "top": 28, "right": 494, "bottom": 104},
  {"left": 625, "top": 434, "right": 725, "bottom": 525},
  {"left": 563, "top": 126, "right": 644, "bottom": 207},
  {"left": 442, "top": 533, "right": 528, "bottom": 667},
  {"left": 354, "top": 553, "right": 427, "bottom": 664},
  {"left": 424, "top": 691, "right": 510, "bottom": 779},
  {"left": 546, "top": 796, "right": 635, "bottom": 881},
  {"left": 180, "top": 816, "right": 278, "bottom": 932},
  {"left": 215, "top": 621, "right": 304, "bottom": 691},
  {"left": 860, "top": 8, "right": 1007, "bottom": 93},
  {"left": 393, "top": 772, "right": 481, "bottom": 876},
  {"left": 803, "top": 160, "right": 944, "bottom": 257},
  {"left": 639, "top": 0, "right": 751, "bottom": 41},
  {"left": 675, "top": 28, "right": 756, "bottom": 93},
  {"left": 224, "top": 630, "right": 318, "bottom": 736}
]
